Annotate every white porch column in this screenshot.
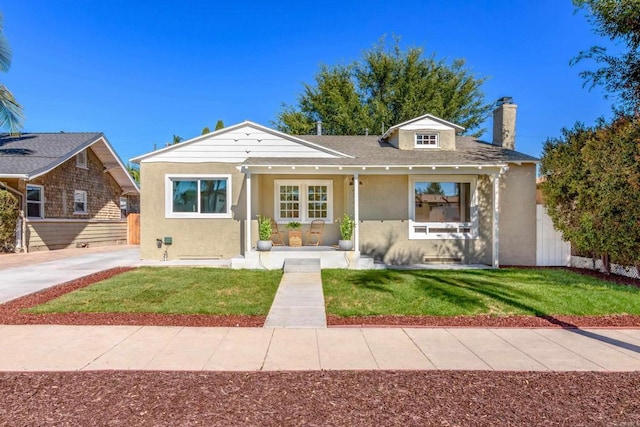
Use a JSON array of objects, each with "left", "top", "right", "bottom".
[
  {"left": 354, "top": 173, "right": 360, "bottom": 253},
  {"left": 245, "top": 171, "right": 252, "bottom": 256},
  {"left": 492, "top": 172, "right": 500, "bottom": 268}
]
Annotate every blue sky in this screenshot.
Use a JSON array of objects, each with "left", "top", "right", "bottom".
[{"left": 2, "top": 0, "right": 616, "bottom": 164}]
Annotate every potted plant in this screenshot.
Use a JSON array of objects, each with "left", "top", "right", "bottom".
[
  {"left": 338, "top": 213, "right": 355, "bottom": 251},
  {"left": 286, "top": 221, "right": 302, "bottom": 247},
  {"left": 257, "top": 215, "right": 273, "bottom": 251}
]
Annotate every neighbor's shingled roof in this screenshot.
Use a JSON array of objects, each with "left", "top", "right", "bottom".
[{"left": 0, "top": 132, "right": 103, "bottom": 177}]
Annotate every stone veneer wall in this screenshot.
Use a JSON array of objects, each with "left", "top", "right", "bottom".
[{"left": 30, "top": 148, "right": 122, "bottom": 220}]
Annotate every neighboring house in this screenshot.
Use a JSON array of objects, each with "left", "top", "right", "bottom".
[
  {"left": 132, "top": 99, "right": 538, "bottom": 268},
  {"left": 0, "top": 132, "right": 140, "bottom": 251}
]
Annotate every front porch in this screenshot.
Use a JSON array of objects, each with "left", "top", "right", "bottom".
[{"left": 232, "top": 246, "right": 375, "bottom": 270}]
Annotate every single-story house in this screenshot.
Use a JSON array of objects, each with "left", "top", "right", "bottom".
[
  {"left": 0, "top": 132, "right": 140, "bottom": 251},
  {"left": 132, "top": 98, "right": 538, "bottom": 268}
]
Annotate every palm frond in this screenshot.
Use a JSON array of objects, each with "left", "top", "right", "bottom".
[{"left": 0, "top": 84, "right": 24, "bottom": 133}]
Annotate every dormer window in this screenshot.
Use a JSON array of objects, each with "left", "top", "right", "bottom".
[
  {"left": 415, "top": 133, "right": 439, "bottom": 148},
  {"left": 76, "top": 150, "right": 88, "bottom": 168}
]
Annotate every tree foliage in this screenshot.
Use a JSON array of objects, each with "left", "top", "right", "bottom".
[
  {"left": 0, "top": 13, "right": 23, "bottom": 133},
  {"left": 540, "top": 115, "right": 640, "bottom": 267},
  {"left": 275, "top": 37, "right": 491, "bottom": 136},
  {"left": 572, "top": 0, "right": 640, "bottom": 112},
  {"left": 0, "top": 189, "right": 18, "bottom": 252}
]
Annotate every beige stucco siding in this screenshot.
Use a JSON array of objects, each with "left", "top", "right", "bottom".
[
  {"left": 257, "top": 174, "right": 345, "bottom": 245},
  {"left": 498, "top": 164, "right": 536, "bottom": 265},
  {"left": 140, "top": 162, "right": 245, "bottom": 260},
  {"left": 357, "top": 174, "right": 492, "bottom": 265}
]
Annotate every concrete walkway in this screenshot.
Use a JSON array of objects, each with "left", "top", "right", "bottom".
[
  {"left": 264, "top": 259, "right": 326, "bottom": 328},
  {"left": 1, "top": 324, "right": 640, "bottom": 372}
]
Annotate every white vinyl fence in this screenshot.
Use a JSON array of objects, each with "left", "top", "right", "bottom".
[{"left": 536, "top": 205, "right": 571, "bottom": 266}]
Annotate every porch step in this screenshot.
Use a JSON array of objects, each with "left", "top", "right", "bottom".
[{"left": 283, "top": 258, "right": 321, "bottom": 273}]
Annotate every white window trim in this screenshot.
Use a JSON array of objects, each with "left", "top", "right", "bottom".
[
  {"left": 76, "top": 150, "right": 88, "bottom": 169},
  {"left": 73, "top": 190, "right": 88, "bottom": 214},
  {"left": 274, "top": 179, "right": 333, "bottom": 223},
  {"left": 165, "top": 174, "right": 232, "bottom": 219},
  {"left": 408, "top": 175, "right": 478, "bottom": 240},
  {"left": 414, "top": 133, "right": 439, "bottom": 148},
  {"left": 26, "top": 184, "right": 44, "bottom": 219}
]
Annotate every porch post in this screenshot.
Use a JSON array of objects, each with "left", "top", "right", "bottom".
[
  {"left": 492, "top": 173, "right": 500, "bottom": 268},
  {"left": 245, "top": 171, "right": 252, "bottom": 256},
  {"left": 354, "top": 173, "right": 360, "bottom": 253}
]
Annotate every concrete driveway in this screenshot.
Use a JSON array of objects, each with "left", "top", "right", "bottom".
[{"left": 0, "top": 245, "right": 140, "bottom": 304}]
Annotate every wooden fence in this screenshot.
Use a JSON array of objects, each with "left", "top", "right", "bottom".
[{"left": 127, "top": 213, "right": 140, "bottom": 245}]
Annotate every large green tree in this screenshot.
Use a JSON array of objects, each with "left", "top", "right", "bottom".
[
  {"left": 0, "top": 13, "right": 23, "bottom": 133},
  {"left": 540, "top": 115, "right": 640, "bottom": 269},
  {"left": 275, "top": 38, "right": 491, "bottom": 136},
  {"left": 572, "top": 0, "right": 640, "bottom": 112}
]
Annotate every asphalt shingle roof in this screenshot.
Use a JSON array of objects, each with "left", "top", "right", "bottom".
[
  {"left": 0, "top": 132, "right": 103, "bottom": 177},
  {"left": 242, "top": 135, "right": 539, "bottom": 166}
]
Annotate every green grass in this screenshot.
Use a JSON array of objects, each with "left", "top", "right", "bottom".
[
  {"left": 27, "top": 267, "right": 282, "bottom": 316},
  {"left": 322, "top": 268, "right": 640, "bottom": 317}
]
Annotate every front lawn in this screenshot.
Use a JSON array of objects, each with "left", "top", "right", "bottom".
[
  {"left": 322, "top": 268, "right": 640, "bottom": 317},
  {"left": 27, "top": 267, "right": 282, "bottom": 316}
]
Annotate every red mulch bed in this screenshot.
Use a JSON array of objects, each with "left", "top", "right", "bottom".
[
  {"left": 2, "top": 370, "right": 639, "bottom": 426},
  {"left": 2, "top": 266, "right": 640, "bottom": 328}
]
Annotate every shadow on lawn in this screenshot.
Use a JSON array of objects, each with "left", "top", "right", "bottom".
[
  {"left": 411, "top": 270, "right": 546, "bottom": 316},
  {"left": 350, "top": 269, "right": 640, "bottom": 355}
]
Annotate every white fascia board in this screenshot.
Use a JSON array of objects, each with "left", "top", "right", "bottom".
[
  {"left": 92, "top": 136, "right": 140, "bottom": 194},
  {"left": 242, "top": 164, "right": 507, "bottom": 174},
  {"left": 0, "top": 173, "right": 28, "bottom": 179},
  {"left": 131, "top": 120, "right": 353, "bottom": 163}
]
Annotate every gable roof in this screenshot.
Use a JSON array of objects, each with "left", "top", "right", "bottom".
[
  {"left": 243, "top": 135, "right": 539, "bottom": 168},
  {"left": 381, "top": 113, "right": 465, "bottom": 139},
  {"left": 131, "top": 120, "right": 352, "bottom": 163},
  {"left": 0, "top": 132, "right": 139, "bottom": 195}
]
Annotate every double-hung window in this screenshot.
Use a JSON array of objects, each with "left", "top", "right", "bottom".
[
  {"left": 165, "top": 174, "right": 231, "bottom": 218},
  {"left": 274, "top": 180, "right": 332, "bottom": 223},
  {"left": 74, "top": 190, "right": 88, "bottom": 214},
  {"left": 26, "top": 185, "right": 44, "bottom": 218},
  {"left": 409, "top": 176, "right": 477, "bottom": 239}
]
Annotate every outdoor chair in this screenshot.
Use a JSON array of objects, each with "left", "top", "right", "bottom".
[
  {"left": 270, "top": 219, "right": 285, "bottom": 246},
  {"left": 305, "top": 219, "right": 325, "bottom": 246}
]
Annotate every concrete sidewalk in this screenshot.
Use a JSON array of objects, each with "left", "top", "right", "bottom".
[{"left": 1, "top": 325, "right": 640, "bottom": 372}]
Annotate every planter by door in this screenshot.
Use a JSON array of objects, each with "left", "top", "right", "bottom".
[
  {"left": 338, "top": 240, "right": 353, "bottom": 251},
  {"left": 288, "top": 230, "right": 302, "bottom": 247},
  {"left": 257, "top": 240, "right": 273, "bottom": 251}
]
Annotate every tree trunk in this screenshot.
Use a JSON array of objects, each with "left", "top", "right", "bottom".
[{"left": 601, "top": 253, "right": 611, "bottom": 275}]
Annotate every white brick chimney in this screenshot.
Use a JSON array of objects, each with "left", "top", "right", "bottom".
[{"left": 492, "top": 97, "right": 517, "bottom": 150}]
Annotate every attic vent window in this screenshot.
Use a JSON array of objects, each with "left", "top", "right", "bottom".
[
  {"left": 76, "top": 150, "right": 88, "bottom": 169},
  {"left": 415, "top": 133, "right": 439, "bottom": 148}
]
